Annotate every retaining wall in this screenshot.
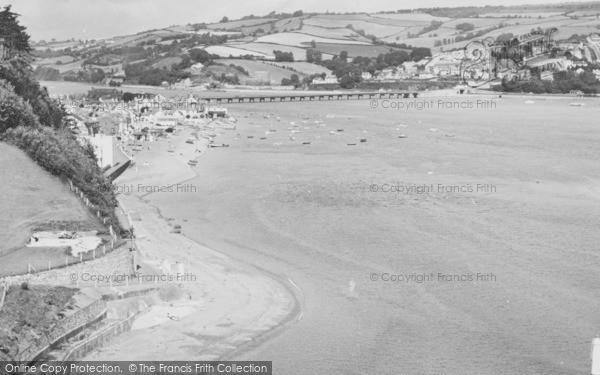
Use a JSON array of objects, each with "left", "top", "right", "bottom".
[
  {"left": 63, "top": 289, "right": 157, "bottom": 361},
  {"left": 0, "top": 284, "right": 6, "bottom": 312},
  {"left": 0, "top": 247, "right": 134, "bottom": 287},
  {"left": 19, "top": 299, "right": 108, "bottom": 362}
]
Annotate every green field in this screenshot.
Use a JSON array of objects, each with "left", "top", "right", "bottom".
[
  {"left": 313, "top": 43, "right": 407, "bottom": 58},
  {"left": 214, "top": 59, "right": 306, "bottom": 83}
]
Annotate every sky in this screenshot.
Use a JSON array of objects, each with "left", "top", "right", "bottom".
[{"left": 5, "top": 0, "right": 592, "bottom": 41}]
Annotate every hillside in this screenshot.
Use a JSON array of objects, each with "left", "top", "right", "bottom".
[
  {"left": 0, "top": 143, "right": 103, "bottom": 257},
  {"left": 30, "top": 2, "right": 600, "bottom": 88}
]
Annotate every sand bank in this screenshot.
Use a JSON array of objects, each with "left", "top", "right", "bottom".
[{"left": 84, "top": 123, "right": 300, "bottom": 360}]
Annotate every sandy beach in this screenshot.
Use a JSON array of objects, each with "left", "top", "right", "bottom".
[{"left": 84, "top": 123, "right": 300, "bottom": 360}]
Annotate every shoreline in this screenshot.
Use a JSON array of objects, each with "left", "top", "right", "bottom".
[
  {"left": 42, "top": 80, "right": 600, "bottom": 102},
  {"left": 84, "top": 120, "right": 302, "bottom": 360}
]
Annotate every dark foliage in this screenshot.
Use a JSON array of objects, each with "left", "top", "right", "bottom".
[
  {"left": 0, "top": 57, "right": 65, "bottom": 129},
  {"left": 1, "top": 126, "right": 120, "bottom": 229}
]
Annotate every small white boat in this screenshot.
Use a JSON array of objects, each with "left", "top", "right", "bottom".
[{"left": 569, "top": 102, "right": 585, "bottom": 106}]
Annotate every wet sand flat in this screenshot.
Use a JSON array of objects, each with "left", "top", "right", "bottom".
[{"left": 147, "top": 97, "right": 600, "bottom": 374}]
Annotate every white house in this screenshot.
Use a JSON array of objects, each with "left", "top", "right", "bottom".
[
  {"left": 87, "top": 134, "right": 114, "bottom": 168},
  {"left": 173, "top": 78, "right": 192, "bottom": 89},
  {"left": 190, "top": 62, "right": 204, "bottom": 75},
  {"left": 312, "top": 75, "right": 339, "bottom": 84}
]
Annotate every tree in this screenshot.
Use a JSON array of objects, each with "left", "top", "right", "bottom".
[
  {"left": 273, "top": 50, "right": 294, "bottom": 62},
  {"left": 281, "top": 73, "right": 301, "bottom": 88},
  {"left": 292, "top": 10, "right": 303, "bottom": 17},
  {"left": 122, "top": 92, "right": 136, "bottom": 102},
  {"left": 190, "top": 48, "right": 214, "bottom": 64},
  {"left": 34, "top": 66, "right": 60, "bottom": 81},
  {"left": 339, "top": 51, "right": 348, "bottom": 62},
  {"left": 455, "top": 22, "right": 475, "bottom": 32},
  {"left": 339, "top": 74, "right": 358, "bottom": 89},
  {"left": 220, "top": 16, "right": 229, "bottom": 23},
  {"left": 0, "top": 5, "right": 31, "bottom": 53},
  {"left": 306, "top": 49, "right": 322, "bottom": 64},
  {"left": 90, "top": 68, "right": 105, "bottom": 83},
  {"left": 409, "top": 47, "right": 431, "bottom": 62},
  {"left": 0, "top": 81, "right": 39, "bottom": 132},
  {"left": 496, "top": 33, "right": 514, "bottom": 43}
]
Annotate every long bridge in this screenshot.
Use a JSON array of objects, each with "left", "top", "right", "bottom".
[{"left": 203, "top": 91, "right": 419, "bottom": 104}]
